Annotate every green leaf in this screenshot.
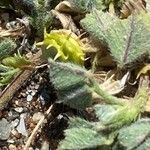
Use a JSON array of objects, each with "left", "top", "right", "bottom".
[
  {"left": 49, "top": 60, "right": 92, "bottom": 110},
  {"left": 67, "top": 0, "right": 97, "bottom": 12},
  {"left": 12, "top": 0, "right": 37, "bottom": 16},
  {"left": 94, "top": 104, "right": 121, "bottom": 121},
  {"left": 58, "top": 116, "right": 115, "bottom": 150},
  {"left": 94, "top": 104, "right": 140, "bottom": 129},
  {"left": 0, "top": 38, "right": 17, "bottom": 61},
  {"left": 58, "top": 127, "right": 111, "bottom": 150},
  {"left": 0, "top": 52, "right": 31, "bottom": 86},
  {"left": 2, "top": 52, "right": 31, "bottom": 68},
  {"left": 81, "top": 10, "right": 115, "bottom": 43},
  {"left": 68, "top": 117, "right": 95, "bottom": 129},
  {"left": 117, "top": 118, "right": 150, "bottom": 149},
  {"left": 81, "top": 10, "right": 150, "bottom": 67},
  {"left": 0, "top": 66, "right": 20, "bottom": 86}
]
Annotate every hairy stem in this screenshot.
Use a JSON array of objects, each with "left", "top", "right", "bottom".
[{"left": 90, "top": 78, "right": 127, "bottom": 106}]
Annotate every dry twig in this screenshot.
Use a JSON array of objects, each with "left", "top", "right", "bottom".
[{"left": 24, "top": 104, "right": 54, "bottom": 150}]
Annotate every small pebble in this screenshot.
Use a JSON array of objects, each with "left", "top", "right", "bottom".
[
  {"left": 32, "top": 112, "right": 44, "bottom": 123},
  {"left": 29, "top": 85, "right": 35, "bottom": 90},
  {"left": 9, "top": 144, "right": 17, "bottom": 150},
  {"left": 31, "top": 90, "right": 37, "bottom": 96},
  {"left": 27, "top": 95, "right": 33, "bottom": 102},
  {"left": 8, "top": 111, "right": 13, "bottom": 117},
  {"left": 29, "top": 122, "right": 35, "bottom": 129},
  {"left": 15, "top": 100, "right": 19, "bottom": 106},
  {"left": 11, "top": 129, "right": 18, "bottom": 136},
  {"left": 20, "top": 92, "right": 26, "bottom": 97},
  {"left": 31, "top": 81, "right": 35, "bottom": 85},
  {"left": 27, "top": 89, "right": 32, "bottom": 94},
  {"left": 41, "top": 141, "right": 49, "bottom": 150},
  {"left": 11, "top": 119, "right": 19, "bottom": 127},
  {"left": 11, "top": 130, "right": 21, "bottom": 139},
  {"left": 7, "top": 139, "right": 15, "bottom": 144},
  {"left": 14, "top": 107, "right": 23, "bottom": 113},
  {"left": 8, "top": 111, "right": 19, "bottom": 120},
  {"left": 35, "top": 84, "right": 40, "bottom": 90}
]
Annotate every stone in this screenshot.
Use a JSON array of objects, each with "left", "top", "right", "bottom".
[
  {"left": 9, "top": 144, "right": 17, "bottom": 150},
  {"left": 14, "top": 107, "right": 23, "bottom": 113},
  {"left": 0, "top": 118, "right": 11, "bottom": 140},
  {"left": 16, "top": 114, "right": 28, "bottom": 137},
  {"left": 32, "top": 112, "right": 44, "bottom": 123},
  {"left": 27, "top": 95, "right": 33, "bottom": 102},
  {"left": 41, "top": 141, "right": 49, "bottom": 150},
  {"left": 11, "top": 119, "right": 19, "bottom": 127},
  {"left": 7, "top": 139, "right": 15, "bottom": 144}
]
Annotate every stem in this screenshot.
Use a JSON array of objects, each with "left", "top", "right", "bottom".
[
  {"left": 132, "top": 75, "right": 150, "bottom": 114},
  {"left": 90, "top": 78, "right": 127, "bottom": 106},
  {"left": 109, "top": 2, "right": 115, "bottom": 15}
]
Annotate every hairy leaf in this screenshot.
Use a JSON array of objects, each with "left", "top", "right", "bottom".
[
  {"left": 67, "top": 0, "right": 97, "bottom": 12},
  {"left": 12, "top": 0, "right": 37, "bottom": 16},
  {"left": 58, "top": 127, "right": 107, "bottom": 150},
  {"left": 2, "top": 52, "right": 31, "bottom": 68},
  {"left": 81, "top": 10, "right": 150, "bottom": 67},
  {"left": 68, "top": 117, "right": 94, "bottom": 129},
  {"left": 49, "top": 60, "right": 92, "bottom": 109},
  {"left": 0, "top": 66, "right": 20, "bottom": 86},
  {"left": 117, "top": 118, "right": 150, "bottom": 149},
  {"left": 0, "top": 38, "right": 17, "bottom": 61},
  {"left": 94, "top": 104, "right": 121, "bottom": 121},
  {"left": 94, "top": 104, "right": 140, "bottom": 128},
  {"left": 0, "top": 52, "right": 31, "bottom": 86},
  {"left": 28, "top": 5, "right": 52, "bottom": 37}
]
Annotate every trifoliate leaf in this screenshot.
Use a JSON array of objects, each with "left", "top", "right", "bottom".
[
  {"left": 117, "top": 118, "right": 150, "bottom": 149},
  {"left": 81, "top": 10, "right": 150, "bottom": 67},
  {"left": 49, "top": 60, "right": 92, "bottom": 110}
]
